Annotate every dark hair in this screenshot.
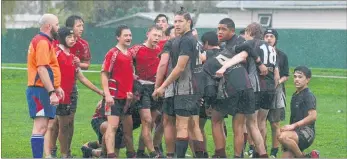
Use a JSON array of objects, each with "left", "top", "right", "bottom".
[
  {"left": 165, "top": 25, "right": 175, "bottom": 36},
  {"left": 219, "top": 18, "right": 235, "bottom": 29},
  {"left": 154, "top": 14, "right": 169, "bottom": 23},
  {"left": 201, "top": 31, "right": 219, "bottom": 46},
  {"left": 175, "top": 7, "right": 193, "bottom": 29},
  {"left": 115, "top": 24, "right": 130, "bottom": 37},
  {"left": 239, "top": 29, "right": 246, "bottom": 35},
  {"left": 294, "top": 66, "right": 312, "bottom": 78},
  {"left": 58, "top": 27, "right": 74, "bottom": 48},
  {"left": 147, "top": 24, "right": 162, "bottom": 33},
  {"left": 65, "top": 15, "right": 84, "bottom": 27},
  {"left": 245, "top": 22, "right": 263, "bottom": 39}
]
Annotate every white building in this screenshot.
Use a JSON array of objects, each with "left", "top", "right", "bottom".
[{"left": 215, "top": 1, "right": 347, "bottom": 30}]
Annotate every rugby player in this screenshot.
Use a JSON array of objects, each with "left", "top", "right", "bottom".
[
  {"left": 100, "top": 25, "right": 134, "bottom": 158},
  {"left": 153, "top": 7, "right": 206, "bottom": 158},
  {"left": 214, "top": 22, "right": 274, "bottom": 158},
  {"left": 264, "top": 28, "right": 289, "bottom": 158},
  {"left": 278, "top": 66, "right": 319, "bottom": 158},
  {"left": 155, "top": 14, "right": 170, "bottom": 50},
  {"left": 50, "top": 15, "right": 92, "bottom": 157},
  {"left": 26, "top": 13, "right": 63, "bottom": 158},
  {"left": 209, "top": 18, "right": 245, "bottom": 158},
  {"left": 128, "top": 25, "right": 164, "bottom": 158},
  {"left": 49, "top": 27, "right": 103, "bottom": 158},
  {"left": 153, "top": 25, "right": 178, "bottom": 158}
]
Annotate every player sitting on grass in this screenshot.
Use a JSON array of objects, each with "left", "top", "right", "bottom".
[
  {"left": 48, "top": 27, "right": 103, "bottom": 158},
  {"left": 278, "top": 66, "right": 319, "bottom": 158}
]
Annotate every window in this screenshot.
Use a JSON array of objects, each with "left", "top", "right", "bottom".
[{"left": 258, "top": 14, "right": 272, "bottom": 27}]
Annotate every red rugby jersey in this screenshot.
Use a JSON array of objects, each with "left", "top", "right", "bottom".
[
  {"left": 54, "top": 38, "right": 91, "bottom": 62},
  {"left": 92, "top": 100, "right": 104, "bottom": 119},
  {"left": 55, "top": 45, "right": 77, "bottom": 104},
  {"left": 129, "top": 44, "right": 161, "bottom": 82},
  {"left": 101, "top": 47, "right": 133, "bottom": 99},
  {"left": 158, "top": 39, "right": 167, "bottom": 51}
]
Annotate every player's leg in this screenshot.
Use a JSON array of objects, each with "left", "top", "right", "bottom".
[
  {"left": 139, "top": 108, "right": 157, "bottom": 156},
  {"left": 257, "top": 108, "right": 269, "bottom": 145},
  {"left": 153, "top": 115, "right": 164, "bottom": 154},
  {"left": 121, "top": 114, "right": 136, "bottom": 157},
  {"left": 136, "top": 134, "right": 148, "bottom": 158},
  {"left": 245, "top": 112, "right": 268, "bottom": 157},
  {"left": 138, "top": 86, "right": 157, "bottom": 157},
  {"left": 66, "top": 85, "right": 78, "bottom": 157},
  {"left": 57, "top": 115, "right": 71, "bottom": 157},
  {"left": 189, "top": 115, "right": 205, "bottom": 158},
  {"left": 104, "top": 99, "right": 123, "bottom": 158},
  {"left": 162, "top": 97, "right": 176, "bottom": 158},
  {"left": 175, "top": 114, "right": 190, "bottom": 158},
  {"left": 244, "top": 90, "right": 268, "bottom": 158},
  {"left": 44, "top": 119, "right": 56, "bottom": 157},
  {"left": 268, "top": 108, "right": 285, "bottom": 158},
  {"left": 49, "top": 119, "right": 59, "bottom": 158},
  {"left": 278, "top": 130, "right": 304, "bottom": 157},
  {"left": 211, "top": 105, "right": 227, "bottom": 157},
  {"left": 27, "top": 87, "right": 56, "bottom": 158},
  {"left": 175, "top": 95, "right": 204, "bottom": 158},
  {"left": 232, "top": 113, "right": 246, "bottom": 157}
]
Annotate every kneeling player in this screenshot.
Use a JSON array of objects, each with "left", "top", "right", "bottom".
[
  {"left": 81, "top": 99, "right": 142, "bottom": 158},
  {"left": 278, "top": 66, "right": 319, "bottom": 158}
]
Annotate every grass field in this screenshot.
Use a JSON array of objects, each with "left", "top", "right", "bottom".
[{"left": 1, "top": 63, "right": 346, "bottom": 158}]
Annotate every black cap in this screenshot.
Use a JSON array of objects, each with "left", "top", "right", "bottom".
[
  {"left": 264, "top": 28, "right": 278, "bottom": 40},
  {"left": 294, "top": 66, "right": 312, "bottom": 78},
  {"left": 58, "top": 27, "right": 74, "bottom": 48},
  {"left": 264, "top": 28, "right": 278, "bottom": 46}
]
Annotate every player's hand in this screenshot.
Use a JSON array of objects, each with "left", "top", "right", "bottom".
[
  {"left": 280, "top": 124, "right": 296, "bottom": 132},
  {"left": 55, "top": 87, "right": 65, "bottom": 101},
  {"left": 49, "top": 93, "right": 59, "bottom": 106},
  {"left": 73, "top": 56, "right": 81, "bottom": 67},
  {"left": 124, "top": 92, "right": 133, "bottom": 113},
  {"left": 215, "top": 68, "right": 226, "bottom": 78},
  {"left": 105, "top": 94, "right": 114, "bottom": 107},
  {"left": 133, "top": 74, "right": 139, "bottom": 80},
  {"left": 98, "top": 90, "right": 104, "bottom": 96},
  {"left": 152, "top": 89, "right": 159, "bottom": 101},
  {"left": 258, "top": 64, "right": 268, "bottom": 76},
  {"left": 156, "top": 87, "right": 165, "bottom": 97}
]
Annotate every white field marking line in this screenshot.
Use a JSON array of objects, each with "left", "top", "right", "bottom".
[{"left": 1, "top": 66, "right": 347, "bottom": 79}]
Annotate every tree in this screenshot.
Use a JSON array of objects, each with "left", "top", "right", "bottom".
[{"left": 1, "top": 1, "right": 16, "bottom": 34}]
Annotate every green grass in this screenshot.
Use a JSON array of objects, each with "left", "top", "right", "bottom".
[{"left": 1, "top": 64, "right": 347, "bottom": 158}]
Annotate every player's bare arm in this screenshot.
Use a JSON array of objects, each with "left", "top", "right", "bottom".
[
  {"left": 79, "top": 60, "right": 90, "bottom": 70},
  {"left": 156, "top": 55, "right": 189, "bottom": 96},
  {"left": 101, "top": 71, "right": 114, "bottom": 106},
  {"left": 274, "top": 67, "right": 280, "bottom": 87},
  {"left": 154, "top": 52, "right": 169, "bottom": 89},
  {"left": 76, "top": 70, "right": 104, "bottom": 96},
  {"left": 281, "top": 109, "right": 317, "bottom": 132},
  {"left": 215, "top": 51, "right": 248, "bottom": 77}
]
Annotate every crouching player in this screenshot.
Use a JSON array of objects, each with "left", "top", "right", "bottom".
[
  {"left": 47, "top": 27, "right": 103, "bottom": 158},
  {"left": 81, "top": 97, "right": 142, "bottom": 158},
  {"left": 278, "top": 66, "right": 319, "bottom": 158}
]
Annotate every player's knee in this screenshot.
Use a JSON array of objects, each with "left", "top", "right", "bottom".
[
  {"left": 35, "top": 124, "right": 48, "bottom": 134},
  {"left": 107, "top": 124, "right": 119, "bottom": 132},
  {"left": 142, "top": 116, "right": 153, "bottom": 127},
  {"left": 278, "top": 133, "right": 288, "bottom": 143},
  {"left": 271, "top": 122, "right": 280, "bottom": 131}
]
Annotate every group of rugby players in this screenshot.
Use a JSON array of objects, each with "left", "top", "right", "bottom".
[{"left": 26, "top": 7, "right": 319, "bottom": 159}]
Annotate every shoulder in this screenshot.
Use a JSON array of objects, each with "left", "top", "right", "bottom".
[{"left": 78, "top": 38, "right": 90, "bottom": 45}]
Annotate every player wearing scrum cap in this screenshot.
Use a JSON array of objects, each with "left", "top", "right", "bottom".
[{"left": 263, "top": 28, "right": 289, "bottom": 158}]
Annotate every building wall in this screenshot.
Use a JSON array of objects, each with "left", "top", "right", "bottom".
[{"left": 228, "top": 9, "right": 346, "bottom": 29}]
